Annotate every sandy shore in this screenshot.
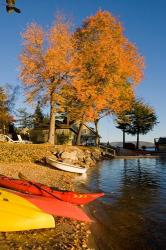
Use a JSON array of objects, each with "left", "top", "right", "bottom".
[{"left": 0, "top": 162, "right": 93, "bottom": 250}]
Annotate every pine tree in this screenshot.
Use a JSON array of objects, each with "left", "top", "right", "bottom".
[
  {"left": 33, "top": 101, "right": 44, "bottom": 128},
  {"left": 116, "top": 99, "right": 158, "bottom": 149},
  {"left": 16, "top": 108, "right": 33, "bottom": 129}
]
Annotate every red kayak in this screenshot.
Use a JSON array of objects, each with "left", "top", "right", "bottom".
[
  {"left": 1, "top": 187, "right": 91, "bottom": 223},
  {"left": 0, "top": 175, "right": 104, "bottom": 205}
]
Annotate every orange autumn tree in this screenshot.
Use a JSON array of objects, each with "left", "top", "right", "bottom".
[
  {"left": 66, "top": 81, "right": 135, "bottom": 146},
  {"left": 19, "top": 16, "right": 74, "bottom": 144},
  {"left": 93, "top": 81, "right": 135, "bottom": 146},
  {"left": 72, "top": 10, "right": 144, "bottom": 145},
  {"left": 60, "top": 84, "right": 99, "bottom": 144}
]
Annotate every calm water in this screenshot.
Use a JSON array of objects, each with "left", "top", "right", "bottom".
[{"left": 79, "top": 158, "right": 166, "bottom": 250}]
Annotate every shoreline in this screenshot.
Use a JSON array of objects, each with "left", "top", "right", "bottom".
[
  {"left": 73, "top": 174, "right": 98, "bottom": 250},
  {"left": 0, "top": 143, "right": 105, "bottom": 249},
  {"left": 0, "top": 143, "right": 163, "bottom": 249}
]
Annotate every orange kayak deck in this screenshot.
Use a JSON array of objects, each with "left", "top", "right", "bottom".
[{"left": 0, "top": 174, "right": 104, "bottom": 205}]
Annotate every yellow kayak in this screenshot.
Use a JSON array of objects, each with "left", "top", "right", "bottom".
[{"left": 0, "top": 188, "right": 55, "bottom": 231}]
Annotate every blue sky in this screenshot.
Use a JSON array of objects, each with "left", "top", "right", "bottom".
[{"left": 0, "top": 0, "right": 165, "bottom": 143}]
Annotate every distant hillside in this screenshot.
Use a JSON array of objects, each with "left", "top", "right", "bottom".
[{"left": 110, "top": 141, "right": 154, "bottom": 148}]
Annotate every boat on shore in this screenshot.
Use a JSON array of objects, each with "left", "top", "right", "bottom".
[{"left": 46, "top": 156, "right": 87, "bottom": 174}]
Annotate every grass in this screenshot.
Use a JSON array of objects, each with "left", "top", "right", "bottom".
[
  {"left": 0, "top": 143, "right": 55, "bottom": 163},
  {"left": 0, "top": 142, "right": 101, "bottom": 163}
]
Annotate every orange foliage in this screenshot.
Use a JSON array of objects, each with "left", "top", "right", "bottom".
[
  {"left": 19, "top": 11, "right": 144, "bottom": 145},
  {"left": 72, "top": 10, "right": 144, "bottom": 122},
  {"left": 19, "top": 16, "right": 74, "bottom": 144}
]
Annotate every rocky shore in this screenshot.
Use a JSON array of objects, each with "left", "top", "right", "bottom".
[
  {"left": 0, "top": 144, "right": 103, "bottom": 249},
  {"left": 52, "top": 145, "right": 103, "bottom": 168}
]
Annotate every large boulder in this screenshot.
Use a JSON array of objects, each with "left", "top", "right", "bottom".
[
  {"left": 61, "top": 151, "right": 78, "bottom": 161},
  {"left": 76, "top": 150, "right": 85, "bottom": 161},
  {"left": 53, "top": 146, "right": 103, "bottom": 167},
  {"left": 91, "top": 150, "right": 101, "bottom": 160},
  {"left": 84, "top": 156, "right": 96, "bottom": 167}
]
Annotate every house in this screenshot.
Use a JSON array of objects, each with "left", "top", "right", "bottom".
[
  {"left": 154, "top": 137, "right": 166, "bottom": 152},
  {"left": 55, "top": 121, "right": 77, "bottom": 145},
  {"left": 29, "top": 119, "right": 77, "bottom": 145},
  {"left": 56, "top": 122, "right": 101, "bottom": 145},
  {"left": 30, "top": 120, "right": 101, "bottom": 145},
  {"left": 79, "top": 124, "right": 101, "bottom": 146}
]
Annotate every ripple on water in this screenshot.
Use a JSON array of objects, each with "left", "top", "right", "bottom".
[{"left": 81, "top": 158, "right": 166, "bottom": 250}]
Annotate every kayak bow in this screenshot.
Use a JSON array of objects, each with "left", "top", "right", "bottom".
[{"left": 0, "top": 174, "right": 104, "bottom": 205}]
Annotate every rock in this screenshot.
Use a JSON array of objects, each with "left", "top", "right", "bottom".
[
  {"left": 53, "top": 147, "right": 102, "bottom": 168},
  {"left": 91, "top": 150, "right": 101, "bottom": 160},
  {"left": 62, "top": 158, "right": 74, "bottom": 164},
  {"left": 76, "top": 151, "right": 85, "bottom": 161},
  {"left": 84, "top": 157, "right": 95, "bottom": 167},
  {"left": 61, "top": 151, "right": 78, "bottom": 161},
  {"left": 84, "top": 150, "right": 91, "bottom": 156}
]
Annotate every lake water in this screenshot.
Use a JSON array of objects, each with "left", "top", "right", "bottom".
[{"left": 78, "top": 158, "right": 166, "bottom": 250}]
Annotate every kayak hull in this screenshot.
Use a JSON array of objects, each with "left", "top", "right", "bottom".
[
  {"left": 2, "top": 187, "right": 92, "bottom": 222},
  {"left": 0, "top": 175, "right": 104, "bottom": 205},
  {"left": 18, "top": 192, "right": 92, "bottom": 222},
  {"left": 0, "top": 188, "right": 55, "bottom": 231}
]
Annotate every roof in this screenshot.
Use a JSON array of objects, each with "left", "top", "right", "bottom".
[
  {"left": 83, "top": 123, "right": 101, "bottom": 138},
  {"left": 55, "top": 120, "right": 101, "bottom": 138},
  {"left": 55, "top": 123, "right": 77, "bottom": 134}
]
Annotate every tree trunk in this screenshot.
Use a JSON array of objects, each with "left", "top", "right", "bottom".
[
  {"left": 95, "top": 119, "right": 100, "bottom": 147},
  {"left": 3, "top": 124, "right": 6, "bottom": 134},
  {"left": 123, "top": 129, "right": 126, "bottom": 148},
  {"left": 48, "top": 92, "right": 56, "bottom": 145},
  {"left": 136, "top": 130, "right": 139, "bottom": 149},
  {"left": 66, "top": 112, "right": 70, "bottom": 126},
  {"left": 76, "top": 122, "right": 83, "bottom": 145}
]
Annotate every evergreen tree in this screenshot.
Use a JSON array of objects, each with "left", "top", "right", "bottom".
[
  {"left": 116, "top": 99, "right": 158, "bottom": 149},
  {"left": 16, "top": 108, "right": 33, "bottom": 129},
  {"left": 115, "top": 113, "right": 132, "bottom": 148},
  {"left": 33, "top": 101, "right": 44, "bottom": 128}
]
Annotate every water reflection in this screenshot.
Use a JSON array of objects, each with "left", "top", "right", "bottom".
[{"left": 81, "top": 158, "right": 166, "bottom": 250}]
